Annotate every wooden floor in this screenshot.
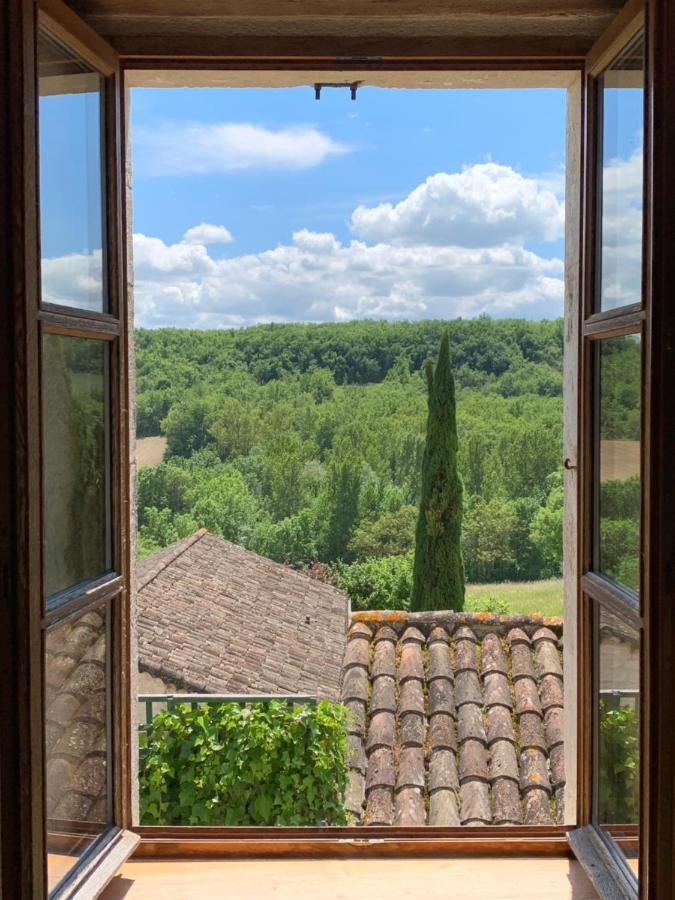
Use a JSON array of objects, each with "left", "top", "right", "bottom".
[{"left": 100, "top": 857, "right": 599, "bottom": 900}]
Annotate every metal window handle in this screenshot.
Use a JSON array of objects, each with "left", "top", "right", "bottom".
[{"left": 564, "top": 458, "right": 577, "bottom": 470}]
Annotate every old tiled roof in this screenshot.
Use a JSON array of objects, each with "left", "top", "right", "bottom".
[
  {"left": 341, "top": 611, "right": 565, "bottom": 827},
  {"left": 45, "top": 607, "right": 108, "bottom": 826},
  {"left": 136, "top": 530, "right": 349, "bottom": 701}
]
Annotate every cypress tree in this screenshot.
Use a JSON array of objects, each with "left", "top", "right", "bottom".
[
  {"left": 410, "top": 332, "right": 465, "bottom": 611},
  {"left": 321, "top": 451, "right": 362, "bottom": 563}
]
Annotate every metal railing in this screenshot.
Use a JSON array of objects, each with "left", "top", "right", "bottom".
[
  {"left": 138, "top": 692, "right": 317, "bottom": 756},
  {"left": 599, "top": 688, "right": 640, "bottom": 713}
]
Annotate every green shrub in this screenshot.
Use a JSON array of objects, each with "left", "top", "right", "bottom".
[
  {"left": 465, "top": 594, "right": 510, "bottom": 615},
  {"left": 529, "top": 481, "right": 564, "bottom": 576},
  {"left": 600, "top": 517, "right": 640, "bottom": 592},
  {"left": 331, "top": 553, "right": 413, "bottom": 611},
  {"left": 139, "top": 700, "right": 349, "bottom": 826},
  {"left": 600, "top": 476, "right": 640, "bottom": 520},
  {"left": 598, "top": 698, "right": 639, "bottom": 825}
]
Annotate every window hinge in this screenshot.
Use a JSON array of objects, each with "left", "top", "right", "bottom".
[{"left": 338, "top": 838, "right": 385, "bottom": 846}]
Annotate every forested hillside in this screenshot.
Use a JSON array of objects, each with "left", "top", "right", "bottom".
[{"left": 135, "top": 318, "right": 568, "bottom": 605}]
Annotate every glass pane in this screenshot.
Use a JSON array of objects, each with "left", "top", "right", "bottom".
[
  {"left": 42, "top": 334, "right": 110, "bottom": 598},
  {"left": 598, "top": 33, "right": 644, "bottom": 311},
  {"left": 38, "top": 28, "right": 106, "bottom": 312},
  {"left": 45, "top": 607, "right": 110, "bottom": 892},
  {"left": 597, "top": 606, "right": 640, "bottom": 877},
  {"left": 597, "top": 334, "right": 641, "bottom": 593}
]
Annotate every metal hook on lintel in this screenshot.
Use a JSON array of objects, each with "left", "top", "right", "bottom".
[{"left": 314, "top": 81, "right": 361, "bottom": 101}]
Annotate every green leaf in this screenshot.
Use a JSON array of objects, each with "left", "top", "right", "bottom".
[{"left": 138, "top": 700, "right": 349, "bottom": 826}]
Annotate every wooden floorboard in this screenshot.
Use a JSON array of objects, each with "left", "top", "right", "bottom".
[{"left": 100, "top": 856, "right": 599, "bottom": 899}]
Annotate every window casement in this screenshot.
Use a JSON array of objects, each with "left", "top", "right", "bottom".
[
  {"left": 2, "top": 2, "right": 138, "bottom": 897},
  {"left": 4, "top": 0, "right": 675, "bottom": 898},
  {"left": 569, "top": 4, "right": 648, "bottom": 897}
]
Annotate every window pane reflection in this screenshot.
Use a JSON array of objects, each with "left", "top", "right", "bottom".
[
  {"left": 38, "top": 28, "right": 106, "bottom": 312},
  {"left": 42, "top": 334, "right": 110, "bottom": 598},
  {"left": 597, "top": 606, "right": 640, "bottom": 873},
  {"left": 597, "top": 334, "right": 641, "bottom": 593},
  {"left": 45, "top": 607, "right": 110, "bottom": 892},
  {"left": 598, "top": 33, "right": 644, "bottom": 311}
]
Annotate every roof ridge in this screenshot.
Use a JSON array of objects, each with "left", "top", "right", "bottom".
[
  {"left": 350, "top": 609, "right": 563, "bottom": 636},
  {"left": 137, "top": 528, "right": 208, "bottom": 591}
]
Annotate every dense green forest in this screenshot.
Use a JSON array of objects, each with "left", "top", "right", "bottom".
[
  {"left": 134, "top": 318, "right": 640, "bottom": 608},
  {"left": 135, "top": 319, "right": 566, "bottom": 595}
]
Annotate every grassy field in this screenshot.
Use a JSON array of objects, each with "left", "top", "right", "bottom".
[
  {"left": 466, "top": 578, "right": 563, "bottom": 617},
  {"left": 600, "top": 439, "right": 639, "bottom": 482},
  {"left": 137, "top": 435, "right": 167, "bottom": 468}
]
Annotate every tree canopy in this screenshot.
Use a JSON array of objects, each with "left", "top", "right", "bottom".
[
  {"left": 410, "top": 333, "right": 465, "bottom": 611},
  {"left": 135, "top": 317, "right": 600, "bottom": 607}
]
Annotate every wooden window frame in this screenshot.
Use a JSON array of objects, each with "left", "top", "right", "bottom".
[
  {"left": 117, "top": 6, "right": 675, "bottom": 895},
  {"left": 580, "top": 0, "right": 645, "bottom": 818},
  {"left": 568, "top": 3, "right": 675, "bottom": 899},
  {"left": 3, "top": 0, "right": 675, "bottom": 897},
  {"left": 1, "top": 1, "right": 138, "bottom": 897},
  {"left": 118, "top": 62, "right": 584, "bottom": 851}
]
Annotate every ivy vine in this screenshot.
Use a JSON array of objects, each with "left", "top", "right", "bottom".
[{"left": 139, "top": 700, "right": 349, "bottom": 826}]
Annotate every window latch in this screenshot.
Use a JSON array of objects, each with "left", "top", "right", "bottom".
[{"left": 314, "top": 81, "right": 361, "bottom": 101}]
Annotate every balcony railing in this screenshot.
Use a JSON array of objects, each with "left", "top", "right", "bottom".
[
  {"left": 138, "top": 692, "right": 318, "bottom": 756},
  {"left": 600, "top": 688, "right": 639, "bottom": 706}
]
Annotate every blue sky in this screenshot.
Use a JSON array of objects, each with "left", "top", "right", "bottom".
[
  {"left": 131, "top": 87, "right": 566, "bottom": 261},
  {"left": 41, "top": 85, "right": 585, "bottom": 326}
]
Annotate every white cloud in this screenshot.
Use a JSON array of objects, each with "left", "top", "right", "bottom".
[
  {"left": 135, "top": 121, "right": 350, "bottom": 175},
  {"left": 183, "top": 223, "right": 233, "bottom": 245},
  {"left": 42, "top": 234, "right": 563, "bottom": 327},
  {"left": 350, "top": 163, "right": 564, "bottom": 247},
  {"left": 40, "top": 249, "right": 104, "bottom": 310},
  {"left": 133, "top": 233, "right": 215, "bottom": 276},
  {"left": 600, "top": 147, "right": 643, "bottom": 307},
  {"left": 127, "top": 229, "right": 563, "bottom": 328},
  {"left": 40, "top": 161, "right": 567, "bottom": 327}
]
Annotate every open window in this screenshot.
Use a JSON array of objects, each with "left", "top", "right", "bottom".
[
  {"left": 35, "top": 4, "right": 137, "bottom": 897},
  {"left": 569, "top": 5, "right": 646, "bottom": 895},
  {"left": 4, "top": 0, "right": 675, "bottom": 897}
]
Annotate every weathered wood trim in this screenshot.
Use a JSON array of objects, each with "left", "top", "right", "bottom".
[
  {"left": 40, "top": 315, "right": 121, "bottom": 340},
  {"left": 108, "top": 34, "right": 597, "bottom": 63},
  {"left": 585, "top": 0, "right": 644, "bottom": 77},
  {"left": 570, "top": 6, "right": 646, "bottom": 896},
  {"left": 39, "top": 0, "right": 118, "bottom": 75},
  {"left": 68, "top": 1, "right": 626, "bottom": 19},
  {"left": 136, "top": 824, "right": 571, "bottom": 840},
  {"left": 35, "top": 3, "right": 134, "bottom": 895},
  {"left": 568, "top": 825, "right": 637, "bottom": 900},
  {"left": 563, "top": 71, "right": 583, "bottom": 827},
  {"left": 580, "top": 573, "right": 641, "bottom": 624},
  {"left": 643, "top": 1, "right": 675, "bottom": 896},
  {"left": 50, "top": 827, "right": 139, "bottom": 900},
  {"left": 40, "top": 303, "right": 122, "bottom": 331},
  {"left": 118, "top": 72, "right": 140, "bottom": 828},
  {"left": 42, "top": 578, "right": 124, "bottom": 630},
  {"left": 113, "top": 67, "right": 135, "bottom": 835},
  {"left": 0, "top": 0, "right": 45, "bottom": 896},
  {"left": 125, "top": 66, "right": 581, "bottom": 89},
  {"left": 134, "top": 827, "right": 572, "bottom": 859},
  {"left": 583, "top": 310, "right": 644, "bottom": 338}
]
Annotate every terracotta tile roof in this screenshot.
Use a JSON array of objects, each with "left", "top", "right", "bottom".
[
  {"left": 45, "top": 607, "right": 108, "bottom": 826},
  {"left": 136, "top": 530, "right": 349, "bottom": 701},
  {"left": 341, "top": 611, "right": 565, "bottom": 827}
]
